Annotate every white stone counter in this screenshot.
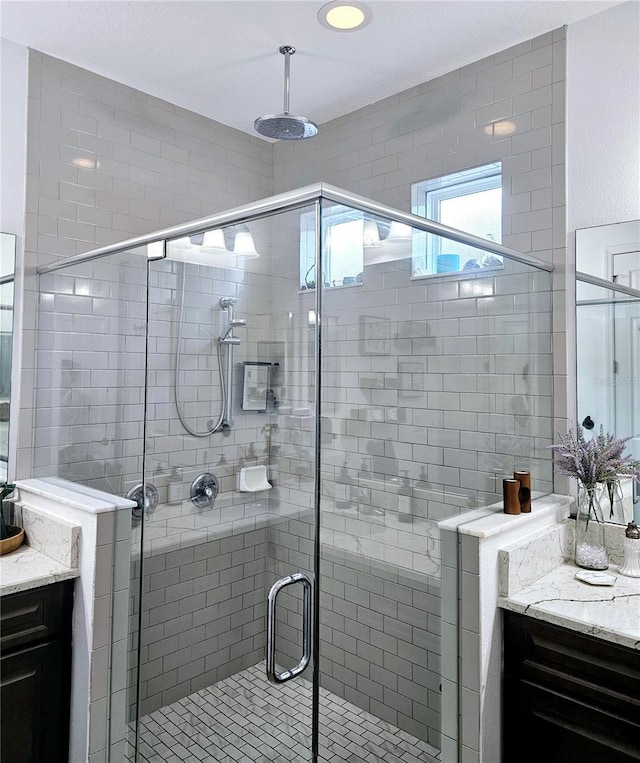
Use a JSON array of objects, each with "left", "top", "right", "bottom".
[
  {"left": 499, "top": 554, "right": 640, "bottom": 651},
  {"left": 0, "top": 497, "right": 81, "bottom": 596},
  {"left": 0, "top": 544, "right": 79, "bottom": 596}
]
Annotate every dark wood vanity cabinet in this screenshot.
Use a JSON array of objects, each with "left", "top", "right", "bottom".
[
  {"left": 503, "top": 611, "right": 640, "bottom": 763},
  {"left": 1, "top": 580, "right": 74, "bottom": 763}
]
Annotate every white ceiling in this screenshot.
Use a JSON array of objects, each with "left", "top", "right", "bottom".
[{"left": 0, "top": 0, "right": 623, "bottom": 139}]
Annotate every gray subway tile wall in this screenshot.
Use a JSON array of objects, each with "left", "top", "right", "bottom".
[
  {"left": 272, "top": 27, "right": 567, "bottom": 467},
  {"left": 19, "top": 49, "right": 272, "bottom": 479}
]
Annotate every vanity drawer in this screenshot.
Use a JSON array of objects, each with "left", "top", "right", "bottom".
[
  {"left": 504, "top": 612, "right": 640, "bottom": 714},
  {"left": 1, "top": 639, "right": 67, "bottom": 763},
  {"left": 0, "top": 581, "right": 73, "bottom": 763},
  {"left": 505, "top": 675, "right": 640, "bottom": 762},
  {"left": 0, "top": 581, "right": 73, "bottom": 652},
  {"left": 504, "top": 612, "right": 640, "bottom": 762}
]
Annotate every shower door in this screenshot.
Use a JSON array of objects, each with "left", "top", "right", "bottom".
[{"left": 126, "top": 210, "right": 320, "bottom": 762}]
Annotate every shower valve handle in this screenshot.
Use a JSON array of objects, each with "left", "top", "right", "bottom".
[{"left": 190, "top": 472, "right": 219, "bottom": 508}]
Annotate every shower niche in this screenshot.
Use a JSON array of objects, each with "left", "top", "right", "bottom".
[{"left": 32, "top": 184, "right": 554, "bottom": 762}]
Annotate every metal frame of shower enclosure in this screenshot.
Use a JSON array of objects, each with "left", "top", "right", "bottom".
[
  {"left": 576, "top": 270, "right": 640, "bottom": 301},
  {"left": 37, "top": 181, "right": 554, "bottom": 275}
]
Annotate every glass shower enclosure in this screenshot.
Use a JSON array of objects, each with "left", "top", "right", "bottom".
[{"left": 33, "top": 183, "right": 554, "bottom": 762}]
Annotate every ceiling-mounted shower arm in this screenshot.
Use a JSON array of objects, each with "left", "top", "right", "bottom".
[
  {"left": 280, "top": 45, "right": 294, "bottom": 115},
  {"left": 254, "top": 45, "right": 318, "bottom": 140}
]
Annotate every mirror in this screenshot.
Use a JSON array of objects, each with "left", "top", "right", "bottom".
[
  {"left": 0, "top": 233, "right": 16, "bottom": 481},
  {"left": 576, "top": 220, "right": 640, "bottom": 523}
]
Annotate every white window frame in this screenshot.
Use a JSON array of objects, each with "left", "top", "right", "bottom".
[{"left": 411, "top": 162, "right": 502, "bottom": 276}]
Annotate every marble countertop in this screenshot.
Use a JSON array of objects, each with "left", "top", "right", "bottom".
[
  {"left": 15, "top": 476, "right": 136, "bottom": 514},
  {"left": 439, "top": 493, "right": 572, "bottom": 538},
  {"left": 1, "top": 496, "right": 81, "bottom": 596},
  {"left": 0, "top": 544, "right": 79, "bottom": 596},
  {"left": 500, "top": 562, "right": 640, "bottom": 650}
]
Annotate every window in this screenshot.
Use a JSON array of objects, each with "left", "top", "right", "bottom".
[
  {"left": 300, "top": 207, "right": 365, "bottom": 289},
  {"left": 411, "top": 162, "right": 502, "bottom": 276}
]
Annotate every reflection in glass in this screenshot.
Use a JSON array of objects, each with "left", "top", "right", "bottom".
[{"left": 576, "top": 276, "right": 640, "bottom": 524}]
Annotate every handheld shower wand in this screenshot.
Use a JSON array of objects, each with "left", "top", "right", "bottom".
[{"left": 175, "top": 292, "right": 247, "bottom": 437}]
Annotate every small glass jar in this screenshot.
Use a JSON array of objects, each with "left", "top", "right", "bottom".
[{"left": 574, "top": 483, "right": 609, "bottom": 570}]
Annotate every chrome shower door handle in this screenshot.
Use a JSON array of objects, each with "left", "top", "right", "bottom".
[{"left": 266, "top": 572, "right": 312, "bottom": 684}]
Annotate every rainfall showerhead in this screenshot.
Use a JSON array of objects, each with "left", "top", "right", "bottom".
[{"left": 254, "top": 45, "right": 318, "bottom": 140}]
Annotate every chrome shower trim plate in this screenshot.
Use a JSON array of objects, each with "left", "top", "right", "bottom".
[{"left": 190, "top": 472, "right": 219, "bottom": 508}]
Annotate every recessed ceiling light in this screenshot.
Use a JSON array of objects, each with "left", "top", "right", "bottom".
[{"left": 318, "top": 1, "right": 372, "bottom": 32}]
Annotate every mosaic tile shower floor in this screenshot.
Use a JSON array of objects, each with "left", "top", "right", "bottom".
[{"left": 130, "top": 662, "right": 440, "bottom": 762}]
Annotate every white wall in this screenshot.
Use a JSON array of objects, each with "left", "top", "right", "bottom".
[
  {"left": 0, "top": 39, "right": 28, "bottom": 481},
  {"left": 567, "top": 1, "right": 640, "bottom": 233},
  {"left": 0, "top": 39, "right": 27, "bottom": 246}
]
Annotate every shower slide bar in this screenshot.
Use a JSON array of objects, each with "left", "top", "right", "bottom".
[
  {"left": 266, "top": 572, "right": 312, "bottom": 684},
  {"left": 37, "top": 182, "right": 554, "bottom": 275}
]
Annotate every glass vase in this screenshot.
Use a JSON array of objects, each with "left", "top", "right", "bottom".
[{"left": 574, "top": 483, "right": 609, "bottom": 570}]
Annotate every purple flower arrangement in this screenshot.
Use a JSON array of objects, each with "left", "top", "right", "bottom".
[
  {"left": 552, "top": 426, "right": 640, "bottom": 568},
  {"left": 550, "top": 425, "right": 640, "bottom": 489}
]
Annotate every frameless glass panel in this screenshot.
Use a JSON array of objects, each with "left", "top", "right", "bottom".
[
  {"left": 130, "top": 206, "right": 318, "bottom": 761},
  {"left": 319, "top": 208, "right": 444, "bottom": 762},
  {"left": 33, "top": 248, "right": 148, "bottom": 490},
  {"left": 31, "top": 246, "right": 150, "bottom": 760},
  {"left": 318, "top": 203, "right": 553, "bottom": 762}
]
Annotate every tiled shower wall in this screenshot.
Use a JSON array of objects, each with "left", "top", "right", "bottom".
[
  {"left": 317, "top": 259, "right": 554, "bottom": 506},
  {"left": 34, "top": 251, "right": 147, "bottom": 490},
  {"left": 33, "top": 246, "right": 274, "bottom": 502},
  {"left": 21, "top": 30, "right": 567, "bottom": 481},
  {"left": 273, "top": 28, "right": 568, "bottom": 464},
  {"left": 18, "top": 50, "right": 272, "bottom": 478},
  {"left": 131, "top": 522, "right": 268, "bottom": 719}
]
